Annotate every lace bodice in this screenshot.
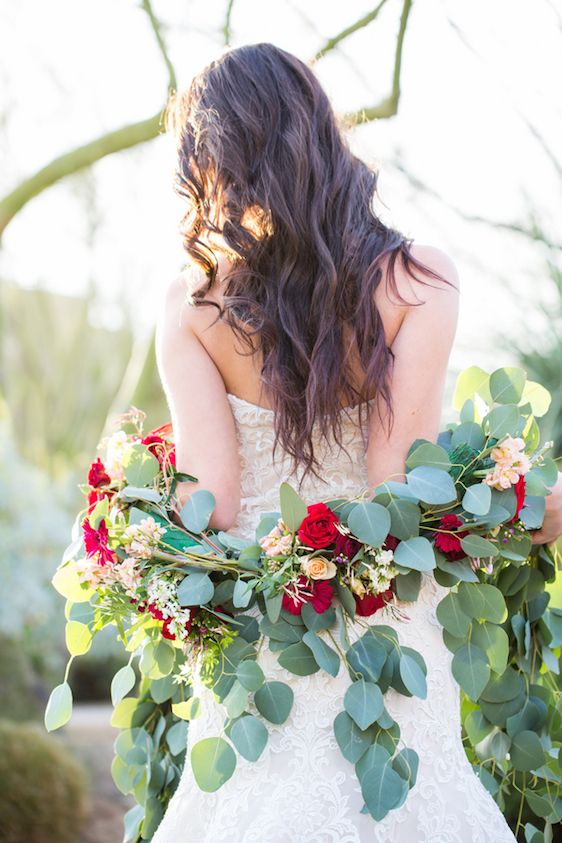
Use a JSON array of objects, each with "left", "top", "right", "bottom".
[{"left": 151, "top": 393, "right": 516, "bottom": 843}]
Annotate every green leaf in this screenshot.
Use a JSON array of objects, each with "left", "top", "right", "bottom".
[
  {"left": 462, "top": 484, "right": 492, "bottom": 516},
  {"left": 476, "top": 584, "right": 507, "bottom": 624},
  {"left": 279, "top": 482, "right": 308, "bottom": 531},
  {"left": 65, "top": 620, "right": 93, "bottom": 656},
  {"left": 453, "top": 366, "right": 492, "bottom": 410},
  {"left": 452, "top": 643, "right": 490, "bottom": 701},
  {"left": 394, "top": 570, "right": 422, "bottom": 601},
  {"left": 233, "top": 578, "right": 253, "bottom": 608},
  {"left": 230, "top": 714, "right": 268, "bottom": 762},
  {"left": 302, "top": 630, "right": 340, "bottom": 677},
  {"left": 509, "top": 730, "right": 546, "bottom": 771},
  {"left": 166, "top": 720, "right": 188, "bottom": 756},
  {"left": 489, "top": 367, "right": 526, "bottom": 404},
  {"left": 111, "top": 664, "right": 136, "bottom": 706},
  {"left": 450, "top": 422, "right": 486, "bottom": 450},
  {"left": 264, "top": 590, "right": 283, "bottom": 623},
  {"left": 519, "top": 496, "right": 546, "bottom": 530},
  {"left": 387, "top": 499, "right": 421, "bottom": 540},
  {"left": 44, "top": 681, "right": 73, "bottom": 731},
  {"left": 465, "top": 709, "right": 493, "bottom": 744},
  {"left": 399, "top": 651, "right": 427, "bottom": 699},
  {"left": 360, "top": 760, "right": 408, "bottom": 820},
  {"left": 223, "top": 679, "right": 249, "bottom": 719},
  {"left": 470, "top": 622, "right": 509, "bottom": 674},
  {"left": 177, "top": 572, "right": 214, "bottom": 606},
  {"left": 520, "top": 380, "right": 551, "bottom": 417},
  {"left": 394, "top": 536, "right": 436, "bottom": 572},
  {"left": 436, "top": 592, "right": 472, "bottom": 638},
  {"left": 344, "top": 679, "right": 384, "bottom": 730},
  {"left": 278, "top": 641, "right": 320, "bottom": 676},
  {"left": 122, "top": 442, "right": 160, "bottom": 487},
  {"left": 190, "top": 736, "right": 236, "bottom": 792},
  {"left": 346, "top": 634, "right": 387, "bottom": 682},
  {"left": 457, "top": 582, "right": 486, "bottom": 619},
  {"left": 254, "top": 680, "right": 294, "bottom": 724},
  {"left": 301, "top": 602, "right": 337, "bottom": 632},
  {"left": 460, "top": 534, "right": 499, "bottom": 559},
  {"left": 483, "top": 405, "right": 522, "bottom": 438},
  {"left": 347, "top": 501, "right": 391, "bottom": 547},
  {"left": 235, "top": 659, "right": 265, "bottom": 692},
  {"left": 406, "top": 442, "right": 451, "bottom": 470},
  {"left": 333, "top": 710, "right": 376, "bottom": 763},
  {"left": 179, "top": 489, "right": 216, "bottom": 532},
  {"left": 405, "top": 466, "right": 457, "bottom": 505}
]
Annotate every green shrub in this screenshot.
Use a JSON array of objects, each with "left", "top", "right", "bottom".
[
  {"left": 0, "top": 634, "right": 46, "bottom": 721},
  {"left": 0, "top": 719, "right": 88, "bottom": 843}
]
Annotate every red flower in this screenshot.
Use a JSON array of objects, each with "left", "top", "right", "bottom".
[
  {"left": 297, "top": 502, "right": 340, "bottom": 549},
  {"left": 334, "top": 532, "right": 362, "bottom": 563},
  {"left": 354, "top": 587, "right": 394, "bottom": 617},
  {"left": 511, "top": 475, "right": 526, "bottom": 523},
  {"left": 88, "top": 457, "right": 111, "bottom": 488},
  {"left": 383, "top": 533, "right": 399, "bottom": 552},
  {"left": 87, "top": 488, "right": 112, "bottom": 514},
  {"left": 141, "top": 434, "right": 176, "bottom": 469},
  {"left": 434, "top": 513, "right": 469, "bottom": 560},
  {"left": 82, "top": 517, "right": 116, "bottom": 566},
  {"left": 282, "top": 574, "right": 334, "bottom": 615}
]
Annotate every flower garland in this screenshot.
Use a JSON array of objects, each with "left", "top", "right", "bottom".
[{"left": 44, "top": 367, "right": 562, "bottom": 842}]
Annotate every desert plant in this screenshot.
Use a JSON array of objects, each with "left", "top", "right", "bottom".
[{"left": 0, "top": 719, "right": 89, "bottom": 843}]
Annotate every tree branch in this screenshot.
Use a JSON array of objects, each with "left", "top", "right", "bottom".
[
  {"left": 311, "top": 0, "right": 390, "bottom": 63},
  {"left": 223, "top": 0, "right": 236, "bottom": 46},
  {"left": 340, "top": 0, "right": 413, "bottom": 126},
  {"left": 0, "top": 0, "right": 176, "bottom": 240}
]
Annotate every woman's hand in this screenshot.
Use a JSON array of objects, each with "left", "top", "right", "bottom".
[{"left": 530, "top": 470, "right": 562, "bottom": 545}]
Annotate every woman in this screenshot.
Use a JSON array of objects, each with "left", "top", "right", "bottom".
[{"left": 151, "top": 42, "right": 559, "bottom": 842}]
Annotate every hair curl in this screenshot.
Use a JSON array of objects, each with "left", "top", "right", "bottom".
[{"left": 165, "top": 42, "right": 454, "bottom": 486}]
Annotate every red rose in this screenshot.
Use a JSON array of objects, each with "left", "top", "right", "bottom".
[
  {"left": 282, "top": 574, "right": 334, "bottom": 615},
  {"left": 88, "top": 457, "right": 111, "bottom": 488},
  {"left": 434, "top": 513, "right": 469, "bottom": 560},
  {"left": 354, "top": 587, "right": 394, "bottom": 617},
  {"left": 297, "top": 502, "right": 340, "bottom": 549},
  {"left": 82, "top": 516, "right": 116, "bottom": 566},
  {"left": 334, "top": 532, "right": 362, "bottom": 563},
  {"left": 511, "top": 475, "right": 526, "bottom": 523}
]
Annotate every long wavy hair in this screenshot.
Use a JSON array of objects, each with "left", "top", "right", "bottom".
[{"left": 164, "top": 42, "right": 453, "bottom": 484}]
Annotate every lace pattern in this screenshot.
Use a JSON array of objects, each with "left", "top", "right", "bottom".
[{"left": 151, "top": 394, "right": 516, "bottom": 842}]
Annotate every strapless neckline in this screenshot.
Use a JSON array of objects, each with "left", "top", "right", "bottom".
[{"left": 226, "top": 392, "right": 376, "bottom": 416}]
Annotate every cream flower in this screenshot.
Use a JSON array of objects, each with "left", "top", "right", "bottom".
[
  {"left": 300, "top": 554, "right": 337, "bottom": 580},
  {"left": 258, "top": 520, "right": 293, "bottom": 557},
  {"left": 484, "top": 434, "right": 531, "bottom": 490}
]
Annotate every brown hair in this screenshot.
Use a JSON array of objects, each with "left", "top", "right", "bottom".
[{"left": 165, "top": 42, "right": 453, "bottom": 484}]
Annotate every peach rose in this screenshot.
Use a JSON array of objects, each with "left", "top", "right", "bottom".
[{"left": 300, "top": 554, "right": 337, "bottom": 580}]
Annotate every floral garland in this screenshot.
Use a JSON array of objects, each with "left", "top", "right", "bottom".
[{"left": 45, "top": 366, "right": 562, "bottom": 841}]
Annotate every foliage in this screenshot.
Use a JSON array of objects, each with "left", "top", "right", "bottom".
[
  {"left": 0, "top": 718, "right": 88, "bottom": 843},
  {"left": 44, "top": 366, "right": 562, "bottom": 840}
]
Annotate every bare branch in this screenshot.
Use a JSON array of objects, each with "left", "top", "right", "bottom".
[
  {"left": 340, "top": 0, "right": 413, "bottom": 126},
  {"left": 0, "top": 112, "right": 164, "bottom": 239},
  {"left": 311, "top": 0, "right": 390, "bottom": 63},
  {"left": 223, "top": 0, "right": 236, "bottom": 46},
  {"left": 140, "top": 0, "right": 177, "bottom": 92}
]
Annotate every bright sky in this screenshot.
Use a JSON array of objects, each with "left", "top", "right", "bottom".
[{"left": 1, "top": 0, "right": 561, "bottom": 382}]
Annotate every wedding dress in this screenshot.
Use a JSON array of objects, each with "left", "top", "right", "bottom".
[{"left": 151, "top": 392, "right": 517, "bottom": 843}]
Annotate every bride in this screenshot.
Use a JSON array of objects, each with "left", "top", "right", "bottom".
[{"left": 148, "top": 41, "right": 553, "bottom": 843}]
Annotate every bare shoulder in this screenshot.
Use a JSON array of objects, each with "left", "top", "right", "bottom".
[
  {"left": 374, "top": 243, "right": 460, "bottom": 342},
  {"left": 158, "top": 266, "right": 218, "bottom": 335}
]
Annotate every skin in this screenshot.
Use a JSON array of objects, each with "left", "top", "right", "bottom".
[{"left": 155, "top": 238, "right": 562, "bottom": 546}]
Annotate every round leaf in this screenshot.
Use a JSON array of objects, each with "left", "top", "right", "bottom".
[
  {"left": 462, "top": 484, "right": 492, "bottom": 516},
  {"left": 230, "top": 714, "right": 268, "bottom": 762},
  {"left": 509, "top": 730, "right": 546, "bottom": 772},
  {"left": 451, "top": 643, "right": 490, "bottom": 702},
  {"left": 254, "top": 680, "right": 294, "bottom": 724},
  {"left": 179, "top": 489, "right": 216, "bottom": 533},
  {"left": 177, "top": 572, "right": 214, "bottom": 606},
  {"left": 347, "top": 502, "right": 391, "bottom": 547},
  {"left": 44, "top": 681, "right": 73, "bottom": 731},
  {"left": 405, "top": 466, "right": 457, "bottom": 505},
  {"left": 489, "top": 367, "right": 526, "bottom": 405},
  {"left": 394, "top": 537, "right": 436, "bottom": 572},
  {"left": 65, "top": 620, "right": 93, "bottom": 656},
  {"left": 111, "top": 664, "right": 136, "bottom": 706},
  {"left": 190, "top": 736, "right": 236, "bottom": 792},
  {"left": 279, "top": 482, "right": 308, "bottom": 531},
  {"left": 302, "top": 630, "right": 340, "bottom": 677},
  {"left": 235, "top": 659, "right": 265, "bottom": 691},
  {"left": 343, "top": 679, "right": 384, "bottom": 730},
  {"left": 399, "top": 651, "right": 427, "bottom": 699}
]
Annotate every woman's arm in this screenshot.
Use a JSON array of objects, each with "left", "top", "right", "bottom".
[
  {"left": 155, "top": 274, "right": 242, "bottom": 531},
  {"left": 366, "top": 245, "right": 461, "bottom": 491},
  {"left": 530, "top": 471, "right": 562, "bottom": 545}
]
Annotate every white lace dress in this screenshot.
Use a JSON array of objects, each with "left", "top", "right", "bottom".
[{"left": 151, "top": 394, "right": 517, "bottom": 843}]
